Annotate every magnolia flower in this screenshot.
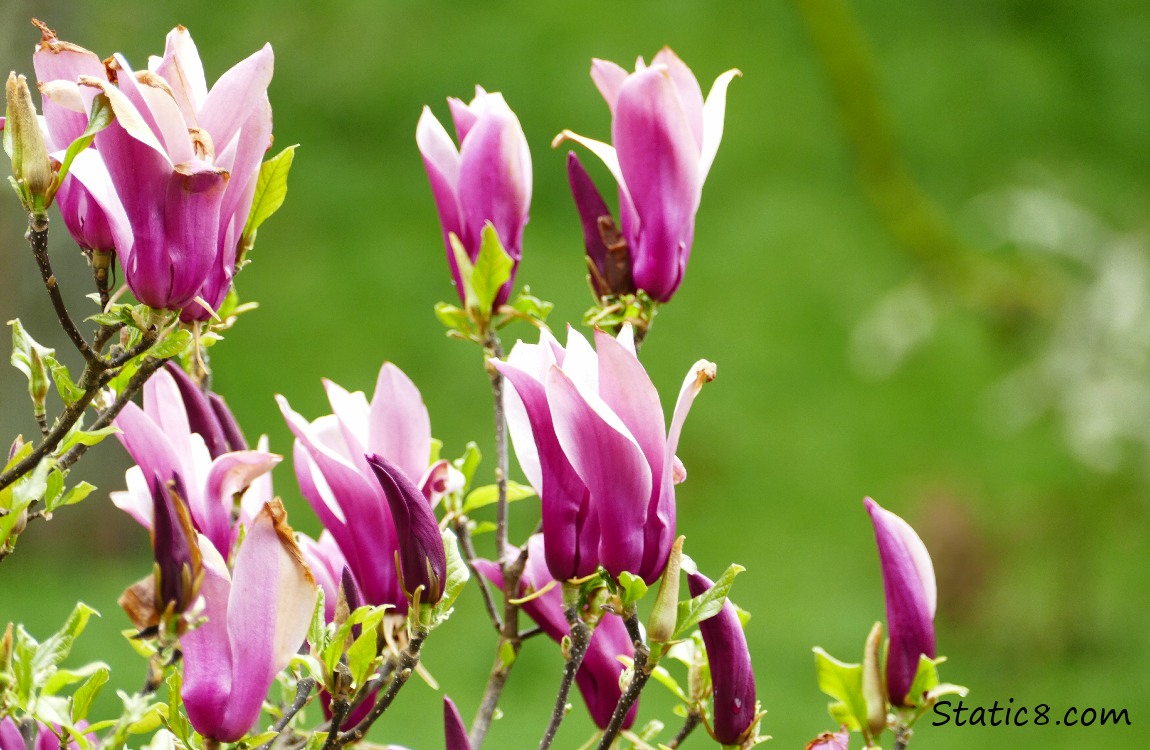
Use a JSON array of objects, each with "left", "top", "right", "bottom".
[
  {"left": 497, "top": 325, "right": 714, "bottom": 583},
  {"left": 0, "top": 718, "right": 90, "bottom": 750},
  {"left": 557, "top": 48, "right": 739, "bottom": 302},
  {"left": 76, "top": 26, "right": 273, "bottom": 316},
  {"left": 180, "top": 500, "right": 317, "bottom": 742},
  {"left": 297, "top": 529, "right": 348, "bottom": 622},
  {"left": 417, "top": 86, "right": 531, "bottom": 308},
  {"left": 864, "top": 497, "right": 937, "bottom": 706},
  {"left": 688, "top": 572, "right": 757, "bottom": 745},
  {"left": 805, "top": 729, "right": 850, "bottom": 750},
  {"left": 112, "top": 363, "right": 280, "bottom": 559},
  {"left": 278, "top": 362, "right": 457, "bottom": 612},
  {"left": 32, "top": 22, "right": 128, "bottom": 252},
  {"left": 475, "top": 535, "right": 636, "bottom": 729}
]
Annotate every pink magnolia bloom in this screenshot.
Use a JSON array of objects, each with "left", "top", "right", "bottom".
[
  {"left": 688, "top": 572, "right": 757, "bottom": 745},
  {"left": 806, "top": 729, "right": 850, "bottom": 750},
  {"left": 476, "top": 535, "right": 636, "bottom": 729},
  {"left": 559, "top": 48, "right": 739, "bottom": 302},
  {"left": 76, "top": 26, "right": 273, "bottom": 316},
  {"left": 417, "top": 86, "right": 531, "bottom": 308},
  {"left": 32, "top": 24, "right": 128, "bottom": 253},
  {"left": 497, "top": 326, "right": 714, "bottom": 583},
  {"left": 864, "top": 497, "right": 937, "bottom": 706},
  {"left": 180, "top": 500, "right": 317, "bottom": 742},
  {"left": 278, "top": 363, "right": 458, "bottom": 613},
  {"left": 112, "top": 363, "right": 280, "bottom": 559}
]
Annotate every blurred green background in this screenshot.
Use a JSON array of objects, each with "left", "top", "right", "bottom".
[{"left": 2, "top": 1, "right": 1148, "bottom": 748}]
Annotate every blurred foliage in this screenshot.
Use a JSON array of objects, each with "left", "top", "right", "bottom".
[{"left": 1, "top": 1, "right": 1147, "bottom": 748}]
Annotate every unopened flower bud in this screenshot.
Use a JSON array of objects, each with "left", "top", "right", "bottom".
[
  {"left": 367, "top": 453, "right": 446, "bottom": 605},
  {"left": 862, "top": 620, "right": 887, "bottom": 738},
  {"left": 647, "top": 535, "right": 685, "bottom": 645},
  {"left": 3, "top": 72, "right": 54, "bottom": 214}
]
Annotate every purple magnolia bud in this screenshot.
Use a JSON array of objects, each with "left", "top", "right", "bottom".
[
  {"left": 73, "top": 26, "right": 273, "bottom": 316},
  {"left": 566, "top": 152, "right": 633, "bottom": 297},
  {"left": 417, "top": 86, "right": 531, "bottom": 309},
  {"left": 367, "top": 453, "right": 447, "bottom": 604},
  {"left": 864, "top": 497, "right": 937, "bottom": 706},
  {"left": 556, "top": 48, "right": 739, "bottom": 302},
  {"left": 443, "top": 696, "right": 472, "bottom": 750},
  {"left": 149, "top": 473, "right": 202, "bottom": 619},
  {"left": 687, "top": 572, "right": 757, "bottom": 745}
]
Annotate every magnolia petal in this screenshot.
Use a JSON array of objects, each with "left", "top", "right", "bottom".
[
  {"left": 447, "top": 94, "right": 478, "bottom": 143},
  {"left": 593, "top": 329, "right": 666, "bottom": 481},
  {"left": 700, "top": 68, "right": 741, "bottom": 180},
  {"left": 114, "top": 401, "right": 184, "bottom": 494},
  {"left": 180, "top": 535, "right": 234, "bottom": 739},
  {"left": 368, "top": 363, "right": 432, "bottom": 485},
  {"left": 322, "top": 378, "right": 371, "bottom": 473},
  {"left": 590, "top": 58, "right": 630, "bottom": 114},
  {"left": 151, "top": 26, "right": 208, "bottom": 124},
  {"left": 547, "top": 366, "right": 650, "bottom": 578},
  {"left": 198, "top": 44, "right": 274, "bottom": 152},
  {"left": 651, "top": 48, "right": 705, "bottom": 150},
  {"left": 205, "top": 449, "right": 282, "bottom": 554},
  {"left": 614, "top": 66, "right": 701, "bottom": 302},
  {"left": 111, "top": 466, "right": 154, "bottom": 529}
]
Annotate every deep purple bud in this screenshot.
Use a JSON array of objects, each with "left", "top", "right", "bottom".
[
  {"left": 687, "top": 572, "right": 756, "bottom": 745},
  {"left": 865, "top": 497, "right": 937, "bottom": 706},
  {"left": 443, "top": 696, "right": 471, "bottom": 750},
  {"left": 366, "top": 454, "right": 446, "bottom": 604},
  {"left": 566, "top": 151, "right": 633, "bottom": 297},
  {"left": 150, "top": 473, "right": 201, "bottom": 618},
  {"left": 163, "top": 362, "right": 230, "bottom": 459},
  {"left": 209, "top": 393, "right": 249, "bottom": 452}
]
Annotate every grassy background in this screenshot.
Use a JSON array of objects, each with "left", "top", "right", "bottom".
[{"left": 1, "top": 1, "right": 1147, "bottom": 748}]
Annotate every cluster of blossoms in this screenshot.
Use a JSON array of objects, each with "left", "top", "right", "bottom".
[{"left": 0, "top": 20, "right": 959, "bottom": 750}]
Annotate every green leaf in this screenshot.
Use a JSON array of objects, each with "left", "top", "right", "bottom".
[
  {"left": 43, "top": 468, "right": 64, "bottom": 511},
  {"left": 813, "top": 647, "right": 866, "bottom": 732},
  {"left": 71, "top": 666, "right": 110, "bottom": 722},
  {"left": 461, "top": 480, "right": 535, "bottom": 514},
  {"left": 469, "top": 520, "right": 497, "bottom": 536},
  {"left": 617, "top": 571, "right": 649, "bottom": 606},
  {"left": 149, "top": 329, "right": 193, "bottom": 360},
  {"left": 307, "top": 588, "right": 327, "bottom": 655},
  {"left": 904, "top": 654, "right": 951, "bottom": 708},
  {"left": 674, "top": 564, "right": 744, "bottom": 639},
  {"left": 244, "top": 731, "right": 282, "bottom": 748},
  {"left": 58, "top": 425, "right": 119, "bottom": 456},
  {"left": 472, "top": 223, "right": 514, "bottom": 314},
  {"left": 33, "top": 603, "right": 98, "bottom": 679},
  {"left": 510, "top": 286, "right": 554, "bottom": 321},
  {"left": 243, "top": 144, "right": 297, "bottom": 240},
  {"left": 52, "top": 481, "right": 96, "bottom": 511},
  {"left": 450, "top": 234, "right": 479, "bottom": 313},
  {"left": 42, "top": 659, "right": 108, "bottom": 695},
  {"left": 347, "top": 609, "right": 388, "bottom": 687},
  {"left": 498, "top": 639, "right": 517, "bottom": 668},
  {"left": 431, "top": 528, "right": 470, "bottom": 626},
  {"left": 453, "top": 442, "right": 482, "bottom": 493},
  {"left": 54, "top": 94, "right": 113, "bottom": 186},
  {"left": 435, "top": 302, "right": 473, "bottom": 334}
]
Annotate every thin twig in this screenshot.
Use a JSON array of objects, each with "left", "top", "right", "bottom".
[
  {"left": 538, "top": 592, "right": 593, "bottom": 750},
  {"left": 595, "top": 609, "right": 653, "bottom": 750},
  {"left": 453, "top": 516, "right": 503, "bottom": 631},
  {"left": 667, "top": 710, "right": 702, "bottom": 748},
  {"left": 335, "top": 627, "right": 428, "bottom": 746},
  {"left": 26, "top": 214, "right": 95, "bottom": 362},
  {"left": 255, "top": 678, "right": 316, "bottom": 750},
  {"left": 322, "top": 697, "right": 352, "bottom": 750}
]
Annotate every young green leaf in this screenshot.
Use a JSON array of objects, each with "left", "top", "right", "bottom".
[
  {"left": 674, "top": 564, "right": 743, "bottom": 638},
  {"left": 471, "top": 223, "right": 514, "bottom": 314},
  {"left": 812, "top": 647, "right": 866, "bottom": 732},
  {"left": 461, "top": 480, "right": 535, "bottom": 514},
  {"left": 71, "top": 665, "right": 110, "bottom": 722},
  {"left": 243, "top": 144, "right": 297, "bottom": 241}
]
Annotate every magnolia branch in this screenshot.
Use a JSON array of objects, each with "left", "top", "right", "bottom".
[
  {"left": 537, "top": 597, "right": 592, "bottom": 750},
  {"left": 335, "top": 626, "right": 428, "bottom": 746},
  {"left": 595, "top": 609, "right": 653, "bottom": 750}
]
